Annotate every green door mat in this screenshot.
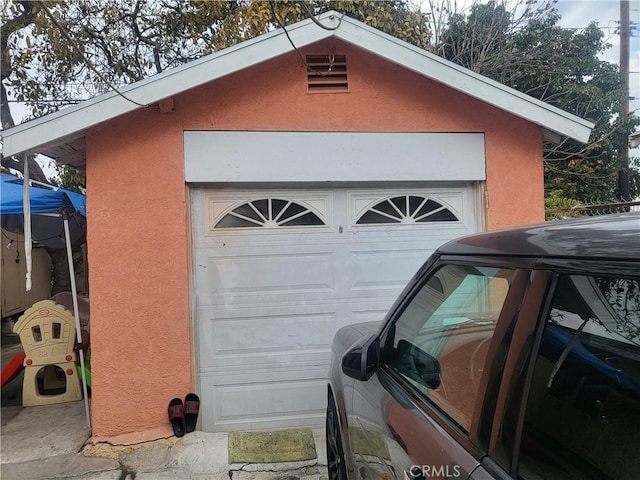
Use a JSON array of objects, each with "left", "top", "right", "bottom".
[{"left": 228, "top": 428, "right": 317, "bottom": 463}]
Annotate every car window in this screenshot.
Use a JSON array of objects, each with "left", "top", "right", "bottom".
[
  {"left": 518, "top": 275, "right": 640, "bottom": 480},
  {"left": 383, "top": 264, "right": 515, "bottom": 432}
]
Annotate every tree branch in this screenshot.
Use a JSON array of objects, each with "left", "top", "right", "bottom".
[{"left": 1, "top": 153, "right": 49, "bottom": 183}]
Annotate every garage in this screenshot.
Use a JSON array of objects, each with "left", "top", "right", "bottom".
[
  {"left": 187, "top": 132, "right": 484, "bottom": 432},
  {"left": 1, "top": 8, "right": 596, "bottom": 441}
]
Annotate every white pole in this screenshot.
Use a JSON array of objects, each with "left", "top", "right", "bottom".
[
  {"left": 63, "top": 211, "right": 91, "bottom": 429},
  {"left": 23, "top": 154, "right": 32, "bottom": 292}
]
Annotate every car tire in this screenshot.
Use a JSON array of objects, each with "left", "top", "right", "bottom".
[{"left": 326, "top": 392, "right": 348, "bottom": 480}]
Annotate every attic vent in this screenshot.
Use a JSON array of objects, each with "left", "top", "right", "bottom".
[{"left": 306, "top": 54, "right": 348, "bottom": 91}]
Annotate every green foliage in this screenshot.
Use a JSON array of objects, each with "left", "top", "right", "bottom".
[
  {"left": 435, "top": 0, "right": 640, "bottom": 204},
  {"left": 508, "top": 17, "right": 639, "bottom": 202},
  {"left": 437, "top": 1, "right": 511, "bottom": 74},
  {"left": 596, "top": 277, "right": 640, "bottom": 344},
  {"left": 50, "top": 165, "right": 85, "bottom": 193},
  {"left": 319, "top": 1, "right": 431, "bottom": 48},
  {"left": 544, "top": 191, "right": 582, "bottom": 221}
]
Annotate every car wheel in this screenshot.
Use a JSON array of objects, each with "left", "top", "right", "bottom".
[{"left": 326, "top": 392, "right": 348, "bottom": 480}]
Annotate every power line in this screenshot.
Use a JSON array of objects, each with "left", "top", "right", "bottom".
[
  {"left": 298, "top": 1, "right": 342, "bottom": 31},
  {"left": 267, "top": 1, "right": 344, "bottom": 76}
]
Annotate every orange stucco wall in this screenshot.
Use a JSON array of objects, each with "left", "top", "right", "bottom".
[{"left": 86, "top": 39, "right": 543, "bottom": 441}]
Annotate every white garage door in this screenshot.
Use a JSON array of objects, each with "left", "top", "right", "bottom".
[{"left": 191, "top": 185, "right": 480, "bottom": 432}]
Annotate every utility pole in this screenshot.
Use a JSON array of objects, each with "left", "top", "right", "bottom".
[{"left": 618, "top": 0, "right": 631, "bottom": 201}]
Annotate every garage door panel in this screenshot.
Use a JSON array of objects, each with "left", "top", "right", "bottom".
[
  {"left": 209, "top": 379, "right": 327, "bottom": 431},
  {"left": 203, "top": 367, "right": 329, "bottom": 431},
  {"left": 200, "top": 283, "right": 402, "bottom": 305},
  {"left": 207, "top": 312, "right": 335, "bottom": 356},
  {"left": 200, "top": 352, "right": 331, "bottom": 375},
  {"left": 206, "top": 252, "right": 335, "bottom": 296},
  {"left": 349, "top": 248, "right": 433, "bottom": 291},
  {"left": 212, "top": 380, "right": 326, "bottom": 422},
  {"left": 192, "top": 258, "right": 334, "bottom": 307},
  {"left": 197, "top": 306, "right": 394, "bottom": 371},
  {"left": 351, "top": 309, "right": 391, "bottom": 324},
  {"left": 192, "top": 186, "right": 480, "bottom": 431},
  {"left": 211, "top": 414, "right": 326, "bottom": 432},
  {"left": 197, "top": 299, "right": 396, "bottom": 319},
  {"left": 195, "top": 247, "right": 425, "bottom": 303},
  {"left": 348, "top": 227, "right": 475, "bottom": 243}
]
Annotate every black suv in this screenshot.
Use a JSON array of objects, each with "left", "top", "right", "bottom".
[{"left": 326, "top": 213, "right": 640, "bottom": 480}]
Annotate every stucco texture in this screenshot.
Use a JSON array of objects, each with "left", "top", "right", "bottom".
[{"left": 86, "top": 38, "right": 544, "bottom": 440}]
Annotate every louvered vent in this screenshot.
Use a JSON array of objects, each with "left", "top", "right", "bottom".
[{"left": 306, "top": 54, "right": 348, "bottom": 91}]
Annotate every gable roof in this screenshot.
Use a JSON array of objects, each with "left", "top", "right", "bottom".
[{"left": 1, "top": 10, "right": 594, "bottom": 167}]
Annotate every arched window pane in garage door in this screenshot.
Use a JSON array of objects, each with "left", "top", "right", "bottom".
[
  {"left": 356, "top": 195, "right": 459, "bottom": 225},
  {"left": 215, "top": 198, "right": 325, "bottom": 228}
]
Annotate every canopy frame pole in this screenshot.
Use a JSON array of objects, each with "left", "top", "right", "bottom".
[
  {"left": 63, "top": 209, "right": 91, "bottom": 429},
  {"left": 23, "top": 153, "right": 32, "bottom": 292}
]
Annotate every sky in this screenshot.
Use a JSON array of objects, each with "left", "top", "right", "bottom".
[
  {"left": 6, "top": 0, "right": 640, "bottom": 178},
  {"left": 556, "top": 0, "right": 639, "bottom": 116}
]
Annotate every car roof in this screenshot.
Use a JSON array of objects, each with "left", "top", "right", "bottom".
[{"left": 438, "top": 212, "right": 640, "bottom": 260}]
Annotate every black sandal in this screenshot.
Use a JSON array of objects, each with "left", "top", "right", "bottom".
[
  {"left": 168, "top": 397, "right": 186, "bottom": 437},
  {"left": 184, "top": 393, "right": 200, "bottom": 433}
]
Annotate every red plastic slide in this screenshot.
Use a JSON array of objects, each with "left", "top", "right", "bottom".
[{"left": 1, "top": 352, "right": 26, "bottom": 387}]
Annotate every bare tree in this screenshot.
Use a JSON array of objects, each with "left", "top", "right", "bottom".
[{"left": 1, "top": 1, "right": 48, "bottom": 182}]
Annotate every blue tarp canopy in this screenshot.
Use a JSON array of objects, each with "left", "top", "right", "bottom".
[{"left": 0, "top": 174, "right": 87, "bottom": 249}]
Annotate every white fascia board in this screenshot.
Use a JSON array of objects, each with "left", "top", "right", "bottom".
[
  {"left": 334, "top": 16, "right": 594, "bottom": 143},
  {"left": 1, "top": 18, "right": 332, "bottom": 158}
]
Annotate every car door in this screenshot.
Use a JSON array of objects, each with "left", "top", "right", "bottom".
[
  {"left": 349, "top": 258, "right": 534, "bottom": 480},
  {"left": 486, "top": 265, "right": 640, "bottom": 480}
]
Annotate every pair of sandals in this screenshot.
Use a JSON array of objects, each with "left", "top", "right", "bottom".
[{"left": 168, "top": 393, "right": 199, "bottom": 437}]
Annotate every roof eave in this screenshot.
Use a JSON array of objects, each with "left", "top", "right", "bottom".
[
  {"left": 331, "top": 18, "right": 594, "bottom": 142},
  {"left": 2, "top": 13, "right": 337, "bottom": 158},
  {"left": 1, "top": 10, "right": 594, "bottom": 159}
]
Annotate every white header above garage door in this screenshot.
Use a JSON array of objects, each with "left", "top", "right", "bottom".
[{"left": 184, "top": 131, "right": 486, "bottom": 183}]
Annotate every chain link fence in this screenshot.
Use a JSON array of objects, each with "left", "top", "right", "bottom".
[{"left": 546, "top": 200, "right": 640, "bottom": 220}]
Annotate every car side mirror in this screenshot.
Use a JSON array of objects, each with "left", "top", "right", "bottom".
[{"left": 342, "top": 334, "right": 379, "bottom": 381}]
